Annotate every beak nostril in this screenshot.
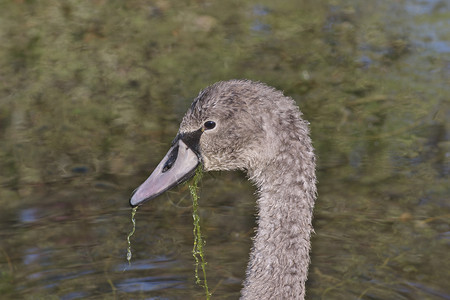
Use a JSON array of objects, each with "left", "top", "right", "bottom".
[
  {"left": 162, "top": 145, "right": 179, "bottom": 173},
  {"left": 162, "top": 161, "right": 173, "bottom": 172}
]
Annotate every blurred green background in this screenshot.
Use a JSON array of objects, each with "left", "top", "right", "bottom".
[{"left": 0, "top": 0, "right": 448, "bottom": 299}]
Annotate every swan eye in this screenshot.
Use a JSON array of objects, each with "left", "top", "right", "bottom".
[{"left": 203, "top": 121, "right": 216, "bottom": 130}]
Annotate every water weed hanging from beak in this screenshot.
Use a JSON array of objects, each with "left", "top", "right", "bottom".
[{"left": 189, "top": 166, "right": 211, "bottom": 299}]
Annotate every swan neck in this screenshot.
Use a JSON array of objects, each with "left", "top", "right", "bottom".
[{"left": 241, "top": 139, "right": 316, "bottom": 300}]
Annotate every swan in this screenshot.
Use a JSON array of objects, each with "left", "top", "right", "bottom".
[{"left": 130, "top": 79, "right": 317, "bottom": 299}]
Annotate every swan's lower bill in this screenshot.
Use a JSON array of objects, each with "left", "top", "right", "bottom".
[{"left": 130, "top": 139, "right": 199, "bottom": 207}]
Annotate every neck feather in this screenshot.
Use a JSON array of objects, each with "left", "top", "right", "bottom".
[{"left": 240, "top": 130, "right": 316, "bottom": 300}]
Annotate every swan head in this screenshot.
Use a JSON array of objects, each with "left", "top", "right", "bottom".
[{"left": 130, "top": 80, "right": 296, "bottom": 206}]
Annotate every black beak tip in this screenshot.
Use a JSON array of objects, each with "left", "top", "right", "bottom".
[{"left": 129, "top": 188, "right": 139, "bottom": 207}]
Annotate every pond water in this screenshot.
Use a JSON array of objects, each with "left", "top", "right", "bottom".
[{"left": 0, "top": 0, "right": 449, "bottom": 299}]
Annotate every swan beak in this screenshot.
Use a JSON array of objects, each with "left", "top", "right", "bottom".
[{"left": 130, "top": 139, "right": 200, "bottom": 207}]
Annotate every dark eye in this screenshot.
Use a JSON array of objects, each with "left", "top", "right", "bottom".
[{"left": 203, "top": 121, "right": 216, "bottom": 130}]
